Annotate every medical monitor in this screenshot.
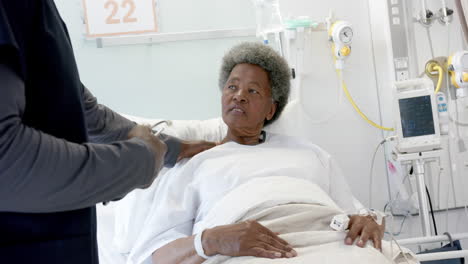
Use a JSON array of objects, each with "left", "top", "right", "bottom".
[{"left": 394, "top": 78, "right": 441, "bottom": 153}]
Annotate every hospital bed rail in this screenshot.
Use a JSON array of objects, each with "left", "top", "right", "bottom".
[{"left": 397, "top": 232, "right": 468, "bottom": 262}]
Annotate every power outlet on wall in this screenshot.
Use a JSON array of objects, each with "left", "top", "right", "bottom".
[{"left": 396, "top": 70, "right": 409, "bottom": 81}]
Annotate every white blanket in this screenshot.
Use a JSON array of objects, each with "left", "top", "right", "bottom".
[
  {"left": 124, "top": 133, "right": 416, "bottom": 264},
  {"left": 198, "top": 177, "right": 418, "bottom": 264}
]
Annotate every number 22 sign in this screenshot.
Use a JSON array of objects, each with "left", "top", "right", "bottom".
[{"left": 83, "top": 0, "right": 158, "bottom": 37}]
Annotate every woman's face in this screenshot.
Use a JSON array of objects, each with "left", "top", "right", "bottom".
[{"left": 221, "top": 63, "right": 277, "bottom": 134}]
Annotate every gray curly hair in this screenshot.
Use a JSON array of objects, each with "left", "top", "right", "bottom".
[{"left": 219, "top": 42, "right": 291, "bottom": 126}]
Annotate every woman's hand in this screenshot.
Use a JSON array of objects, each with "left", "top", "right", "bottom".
[
  {"left": 345, "top": 215, "right": 385, "bottom": 250},
  {"left": 177, "top": 141, "right": 218, "bottom": 162},
  {"left": 202, "top": 220, "right": 297, "bottom": 259}
]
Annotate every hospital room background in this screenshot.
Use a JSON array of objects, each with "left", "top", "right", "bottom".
[{"left": 56, "top": 0, "right": 468, "bottom": 262}]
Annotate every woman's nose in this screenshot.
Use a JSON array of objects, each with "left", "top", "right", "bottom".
[{"left": 233, "top": 88, "right": 248, "bottom": 102}]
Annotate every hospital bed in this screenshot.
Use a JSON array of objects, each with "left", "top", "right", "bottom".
[
  {"left": 97, "top": 115, "right": 227, "bottom": 264},
  {"left": 96, "top": 115, "right": 466, "bottom": 264}
]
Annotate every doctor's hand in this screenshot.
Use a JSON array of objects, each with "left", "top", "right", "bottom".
[
  {"left": 128, "top": 125, "right": 167, "bottom": 175},
  {"left": 345, "top": 215, "right": 385, "bottom": 250},
  {"left": 202, "top": 220, "right": 297, "bottom": 259},
  {"left": 177, "top": 141, "right": 217, "bottom": 162}
]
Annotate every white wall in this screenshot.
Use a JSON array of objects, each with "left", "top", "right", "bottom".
[
  {"left": 267, "top": 0, "right": 391, "bottom": 210},
  {"left": 55, "top": 0, "right": 257, "bottom": 120}
]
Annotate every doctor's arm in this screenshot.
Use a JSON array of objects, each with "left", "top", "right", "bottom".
[
  {"left": 81, "top": 85, "right": 136, "bottom": 143},
  {"left": 81, "top": 86, "right": 217, "bottom": 167},
  {"left": 0, "top": 64, "right": 166, "bottom": 213}
]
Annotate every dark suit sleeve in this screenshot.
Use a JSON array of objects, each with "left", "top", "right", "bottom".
[
  {"left": 0, "top": 64, "right": 159, "bottom": 213},
  {"left": 82, "top": 86, "right": 181, "bottom": 168},
  {"left": 82, "top": 86, "right": 136, "bottom": 143}
]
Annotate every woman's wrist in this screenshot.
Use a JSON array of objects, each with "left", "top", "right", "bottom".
[{"left": 201, "top": 228, "right": 218, "bottom": 256}]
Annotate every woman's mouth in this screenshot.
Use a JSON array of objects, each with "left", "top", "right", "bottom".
[{"left": 230, "top": 105, "right": 246, "bottom": 114}]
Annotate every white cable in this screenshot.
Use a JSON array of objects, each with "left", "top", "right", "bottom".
[
  {"left": 194, "top": 231, "right": 211, "bottom": 259},
  {"left": 426, "top": 28, "right": 436, "bottom": 59},
  {"left": 384, "top": 173, "right": 410, "bottom": 236},
  {"left": 386, "top": 213, "right": 411, "bottom": 264},
  {"left": 391, "top": 237, "right": 412, "bottom": 264},
  {"left": 385, "top": 200, "right": 411, "bottom": 264},
  {"left": 436, "top": 159, "right": 442, "bottom": 213},
  {"left": 442, "top": 31, "right": 460, "bottom": 209},
  {"left": 445, "top": 163, "right": 450, "bottom": 232},
  {"left": 447, "top": 136, "right": 459, "bottom": 206},
  {"left": 369, "top": 140, "right": 383, "bottom": 209},
  {"left": 388, "top": 211, "right": 394, "bottom": 259},
  {"left": 401, "top": 165, "right": 417, "bottom": 239},
  {"left": 369, "top": 136, "right": 396, "bottom": 208},
  {"left": 392, "top": 175, "right": 410, "bottom": 206}
]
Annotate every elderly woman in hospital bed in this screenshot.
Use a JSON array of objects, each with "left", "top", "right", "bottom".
[{"left": 122, "top": 42, "right": 417, "bottom": 264}]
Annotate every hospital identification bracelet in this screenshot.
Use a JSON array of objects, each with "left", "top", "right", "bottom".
[
  {"left": 358, "top": 208, "right": 386, "bottom": 225},
  {"left": 194, "top": 230, "right": 211, "bottom": 259}
]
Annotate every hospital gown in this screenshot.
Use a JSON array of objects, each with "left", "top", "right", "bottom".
[{"left": 126, "top": 132, "right": 361, "bottom": 264}]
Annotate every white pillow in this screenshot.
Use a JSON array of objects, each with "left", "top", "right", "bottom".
[{"left": 113, "top": 114, "right": 227, "bottom": 253}]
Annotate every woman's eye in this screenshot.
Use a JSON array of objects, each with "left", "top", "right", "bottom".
[
  {"left": 228, "top": 85, "right": 236, "bottom": 90},
  {"left": 249, "top": 89, "right": 259, "bottom": 94}
]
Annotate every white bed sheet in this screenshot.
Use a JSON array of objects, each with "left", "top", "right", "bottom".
[
  {"left": 97, "top": 115, "right": 228, "bottom": 263},
  {"left": 97, "top": 203, "right": 127, "bottom": 264}
]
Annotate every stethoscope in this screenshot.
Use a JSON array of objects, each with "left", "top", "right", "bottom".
[
  {"left": 151, "top": 120, "right": 172, "bottom": 136},
  {"left": 102, "top": 120, "right": 172, "bottom": 206}
]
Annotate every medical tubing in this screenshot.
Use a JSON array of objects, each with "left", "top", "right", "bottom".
[
  {"left": 387, "top": 214, "right": 412, "bottom": 264},
  {"left": 437, "top": 160, "right": 442, "bottom": 218},
  {"left": 426, "top": 62, "right": 444, "bottom": 93},
  {"left": 384, "top": 174, "right": 411, "bottom": 237},
  {"left": 387, "top": 173, "right": 410, "bottom": 217},
  {"left": 298, "top": 35, "right": 344, "bottom": 124},
  {"left": 368, "top": 140, "right": 382, "bottom": 209},
  {"left": 384, "top": 215, "right": 407, "bottom": 236},
  {"left": 369, "top": 136, "right": 396, "bottom": 209},
  {"left": 426, "top": 28, "right": 436, "bottom": 59},
  {"left": 445, "top": 164, "right": 450, "bottom": 232},
  {"left": 337, "top": 70, "right": 394, "bottom": 131},
  {"left": 447, "top": 131, "right": 459, "bottom": 206},
  {"left": 298, "top": 77, "right": 344, "bottom": 124},
  {"left": 384, "top": 181, "right": 410, "bottom": 237},
  {"left": 392, "top": 175, "right": 410, "bottom": 206}
]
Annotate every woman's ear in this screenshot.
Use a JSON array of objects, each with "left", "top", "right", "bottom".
[{"left": 265, "top": 101, "right": 278, "bottom": 121}]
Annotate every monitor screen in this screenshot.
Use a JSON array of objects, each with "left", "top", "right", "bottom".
[{"left": 399, "top": 95, "right": 435, "bottom": 138}]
